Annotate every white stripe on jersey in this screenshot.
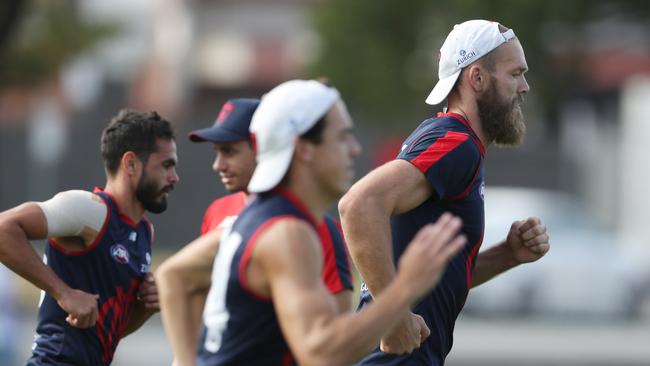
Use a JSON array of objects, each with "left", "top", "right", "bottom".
[{"left": 202, "top": 226, "right": 243, "bottom": 353}]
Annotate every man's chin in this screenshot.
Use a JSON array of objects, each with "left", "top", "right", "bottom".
[
  {"left": 494, "top": 129, "right": 525, "bottom": 147},
  {"left": 224, "top": 184, "right": 242, "bottom": 193},
  {"left": 146, "top": 204, "right": 167, "bottom": 214},
  {"left": 148, "top": 196, "right": 169, "bottom": 213}
]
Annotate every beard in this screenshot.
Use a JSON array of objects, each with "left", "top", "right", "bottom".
[
  {"left": 135, "top": 171, "right": 173, "bottom": 214},
  {"left": 477, "top": 77, "right": 526, "bottom": 147}
]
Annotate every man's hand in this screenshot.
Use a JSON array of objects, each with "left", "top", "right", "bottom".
[
  {"left": 137, "top": 272, "right": 159, "bottom": 312},
  {"left": 507, "top": 217, "right": 550, "bottom": 264},
  {"left": 58, "top": 288, "right": 99, "bottom": 328},
  {"left": 381, "top": 213, "right": 465, "bottom": 354},
  {"left": 397, "top": 213, "right": 466, "bottom": 300},
  {"left": 380, "top": 312, "right": 430, "bottom": 354}
]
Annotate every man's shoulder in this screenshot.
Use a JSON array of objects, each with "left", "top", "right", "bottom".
[
  {"left": 402, "top": 121, "right": 480, "bottom": 161},
  {"left": 43, "top": 189, "right": 107, "bottom": 212},
  {"left": 254, "top": 217, "right": 319, "bottom": 257},
  {"left": 412, "top": 114, "right": 473, "bottom": 137}
]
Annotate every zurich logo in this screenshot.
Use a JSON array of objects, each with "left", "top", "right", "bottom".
[
  {"left": 459, "top": 49, "right": 466, "bottom": 57},
  {"left": 110, "top": 244, "right": 130, "bottom": 264},
  {"left": 479, "top": 181, "right": 485, "bottom": 201},
  {"left": 288, "top": 118, "right": 300, "bottom": 133}
]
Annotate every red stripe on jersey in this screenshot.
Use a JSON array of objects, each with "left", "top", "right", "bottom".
[
  {"left": 332, "top": 218, "right": 353, "bottom": 288},
  {"left": 238, "top": 215, "right": 296, "bottom": 301},
  {"left": 436, "top": 112, "right": 485, "bottom": 154},
  {"left": 318, "top": 221, "right": 344, "bottom": 293},
  {"left": 274, "top": 187, "right": 318, "bottom": 229},
  {"left": 411, "top": 131, "right": 469, "bottom": 173},
  {"left": 143, "top": 215, "right": 154, "bottom": 244},
  {"left": 281, "top": 350, "right": 294, "bottom": 366},
  {"left": 465, "top": 228, "right": 484, "bottom": 289},
  {"left": 448, "top": 164, "right": 481, "bottom": 201},
  {"left": 94, "top": 187, "right": 140, "bottom": 228}
]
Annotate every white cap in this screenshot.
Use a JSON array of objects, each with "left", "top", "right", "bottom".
[
  {"left": 425, "top": 19, "right": 516, "bottom": 105},
  {"left": 248, "top": 80, "right": 340, "bottom": 193}
]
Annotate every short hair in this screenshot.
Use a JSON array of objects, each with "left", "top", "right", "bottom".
[
  {"left": 300, "top": 116, "right": 327, "bottom": 144},
  {"left": 100, "top": 109, "right": 175, "bottom": 176}
]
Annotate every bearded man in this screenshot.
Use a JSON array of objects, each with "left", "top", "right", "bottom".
[
  {"left": 339, "top": 20, "right": 551, "bottom": 365},
  {"left": 0, "top": 109, "right": 179, "bottom": 365}
]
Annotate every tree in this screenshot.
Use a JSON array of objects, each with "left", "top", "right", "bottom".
[
  {"left": 310, "top": 0, "right": 649, "bottom": 133},
  {"left": 0, "top": 0, "right": 115, "bottom": 88}
]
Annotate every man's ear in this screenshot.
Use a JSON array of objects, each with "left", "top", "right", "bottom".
[
  {"left": 121, "top": 151, "right": 140, "bottom": 176},
  {"left": 467, "top": 64, "right": 489, "bottom": 93},
  {"left": 294, "top": 138, "right": 316, "bottom": 162}
]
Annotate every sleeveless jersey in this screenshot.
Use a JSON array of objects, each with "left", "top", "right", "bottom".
[
  {"left": 200, "top": 192, "right": 352, "bottom": 293},
  {"left": 27, "top": 189, "right": 153, "bottom": 366},
  {"left": 197, "top": 188, "right": 320, "bottom": 366}
]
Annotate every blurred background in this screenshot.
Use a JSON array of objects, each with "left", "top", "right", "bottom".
[{"left": 1, "top": 0, "right": 649, "bottom": 365}]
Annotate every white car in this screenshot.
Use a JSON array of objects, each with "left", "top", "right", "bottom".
[{"left": 463, "top": 187, "right": 650, "bottom": 320}]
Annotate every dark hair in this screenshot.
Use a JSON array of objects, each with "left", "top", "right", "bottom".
[
  {"left": 300, "top": 117, "right": 327, "bottom": 144},
  {"left": 101, "top": 109, "right": 175, "bottom": 176}
]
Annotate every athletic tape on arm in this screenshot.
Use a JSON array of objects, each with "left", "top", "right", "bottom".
[{"left": 35, "top": 190, "right": 107, "bottom": 237}]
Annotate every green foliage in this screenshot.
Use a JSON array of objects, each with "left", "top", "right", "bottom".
[
  {"left": 0, "top": 0, "right": 116, "bottom": 87},
  {"left": 310, "top": 0, "right": 648, "bottom": 131},
  {"left": 311, "top": 0, "right": 438, "bottom": 130}
]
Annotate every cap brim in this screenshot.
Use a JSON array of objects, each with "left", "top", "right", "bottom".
[
  {"left": 425, "top": 70, "right": 461, "bottom": 105},
  {"left": 188, "top": 127, "right": 248, "bottom": 143},
  {"left": 247, "top": 145, "right": 295, "bottom": 193}
]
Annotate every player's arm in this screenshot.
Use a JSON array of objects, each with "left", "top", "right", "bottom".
[
  {"left": 0, "top": 191, "right": 105, "bottom": 328},
  {"left": 155, "top": 229, "right": 221, "bottom": 366},
  {"left": 338, "top": 159, "right": 434, "bottom": 353},
  {"left": 471, "top": 217, "right": 549, "bottom": 287},
  {"left": 339, "top": 159, "right": 432, "bottom": 297},
  {"left": 331, "top": 289, "right": 353, "bottom": 313},
  {"left": 256, "top": 216, "right": 465, "bottom": 366}
]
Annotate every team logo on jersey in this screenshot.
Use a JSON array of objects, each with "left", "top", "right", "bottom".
[
  {"left": 110, "top": 244, "right": 130, "bottom": 264},
  {"left": 129, "top": 231, "right": 137, "bottom": 242},
  {"left": 479, "top": 181, "right": 485, "bottom": 200}
]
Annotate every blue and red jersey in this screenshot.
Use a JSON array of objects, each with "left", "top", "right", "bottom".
[
  {"left": 200, "top": 192, "right": 352, "bottom": 294},
  {"left": 358, "top": 112, "right": 485, "bottom": 365},
  {"left": 27, "top": 189, "right": 153, "bottom": 366},
  {"left": 198, "top": 188, "right": 323, "bottom": 366}
]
